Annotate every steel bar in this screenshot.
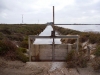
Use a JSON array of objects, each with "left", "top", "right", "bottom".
[
  {"left": 29, "top": 35, "right": 79, "bottom": 39},
  {"left": 52, "top": 6, "right": 55, "bottom": 61},
  {"left": 54, "top": 24, "right": 100, "bottom": 25}
]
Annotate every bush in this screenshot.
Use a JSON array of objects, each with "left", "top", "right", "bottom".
[
  {"left": 76, "top": 54, "right": 88, "bottom": 68},
  {"left": 20, "top": 41, "right": 28, "bottom": 48},
  {"left": 7, "top": 34, "right": 23, "bottom": 41},
  {"left": 66, "top": 50, "right": 88, "bottom": 68},
  {"left": 0, "top": 24, "right": 47, "bottom": 42},
  {"left": 66, "top": 50, "right": 75, "bottom": 61},
  {"left": 66, "top": 50, "right": 76, "bottom": 68},
  {"left": 95, "top": 45, "right": 100, "bottom": 56},
  {"left": 0, "top": 39, "right": 28, "bottom": 62},
  {"left": 0, "top": 39, "right": 17, "bottom": 56},
  {"left": 0, "top": 32, "right": 4, "bottom": 40},
  {"left": 92, "top": 57, "right": 100, "bottom": 72},
  {"left": 16, "top": 48, "right": 28, "bottom": 63},
  {"left": 18, "top": 47, "right": 27, "bottom": 53}
]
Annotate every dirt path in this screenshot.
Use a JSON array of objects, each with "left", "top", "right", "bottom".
[{"left": 0, "top": 58, "right": 100, "bottom": 75}]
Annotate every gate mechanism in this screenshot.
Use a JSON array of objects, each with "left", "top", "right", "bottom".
[{"left": 28, "top": 6, "right": 79, "bottom": 61}]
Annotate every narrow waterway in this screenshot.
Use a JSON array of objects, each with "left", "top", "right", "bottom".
[
  {"left": 33, "top": 25, "right": 61, "bottom": 44},
  {"left": 33, "top": 25, "right": 65, "bottom": 71}
]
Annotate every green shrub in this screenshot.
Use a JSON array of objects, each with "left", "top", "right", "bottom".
[
  {"left": 18, "top": 47, "right": 27, "bottom": 53},
  {"left": 66, "top": 50, "right": 76, "bottom": 68},
  {"left": 66, "top": 50, "right": 75, "bottom": 61},
  {"left": 20, "top": 41, "right": 28, "bottom": 48},
  {"left": 16, "top": 48, "right": 28, "bottom": 63},
  {"left": 66, "top": 50, "right": 88, "bottom": 68},
  {"left": 0, "top": 24, "right": 47, "bottom": 42},
  {"left": 0, "top": 40, "right": 28, "bottom": 62},
  {"left": 0, "top": 32, "right": 4, "bottom": 40},
  {"left": 95, "top": 45, "right": 100, "bottom": 56},
  {"left": 0, "top": 39, "right": 17, "bottom": 56},
  {"left": 7, "top": 34, "right": 23, "bottom": 41}
]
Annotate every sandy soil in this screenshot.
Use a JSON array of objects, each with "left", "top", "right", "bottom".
[{"left": 0, "top": 58, "right": 100, "bottom": 75}]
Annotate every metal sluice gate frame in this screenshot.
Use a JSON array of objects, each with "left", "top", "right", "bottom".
[
  {"left": 28, "top": 35, "right": 79, "bottom": 61},
  {"left": 28, "top": 6, "right": 99, "bottom": 61}
]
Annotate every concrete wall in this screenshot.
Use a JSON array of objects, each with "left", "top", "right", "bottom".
[{"left": 30, "top": 44, "right": 75, "bottom": 61}]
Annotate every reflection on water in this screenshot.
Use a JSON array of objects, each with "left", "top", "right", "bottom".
[{"left": 33, "top": 25, "right": 61, "bottom": 44}]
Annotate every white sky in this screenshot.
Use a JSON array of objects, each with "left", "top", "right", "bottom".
[{"left": 0, "top": 0, "right": 100, "bottom": 31}]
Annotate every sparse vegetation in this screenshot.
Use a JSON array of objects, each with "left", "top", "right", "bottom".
[
  {"left": 66, "top": 49, "right": 88, "bottom": 68},
  {"left": 92, "top": 57, "right": 100, "bottom": 72},
  {"left": 66, "top": 50, "right": 76, "bottom": 68}
]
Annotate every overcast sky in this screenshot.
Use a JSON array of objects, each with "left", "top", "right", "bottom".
[{"left": 0, "top": 0, "right": 100, "bottom": 31}]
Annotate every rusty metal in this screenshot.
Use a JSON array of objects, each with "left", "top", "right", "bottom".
[{"left": 51, "top": 31, "right": 55, "bottom": 37}]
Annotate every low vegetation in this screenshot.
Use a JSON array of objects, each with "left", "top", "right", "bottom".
[
  {"left": 91, "top": 45, "right": 100, "bottom": 72},
  {"left": 92, "top": 57, "right": 100, "bottom": 72},
  {"left": 66, "top": 50, "right": 88, "bottom": 68},
  {"left": 0, "top": 24, "right": 47, "bottom": 62},
  {"left": 95, "top": 45, "right": 100, "bottom": 56},
  {"left": 54, "top": 26, "right": 100, "bottom": 44},
  {"left": 54, "top": 26, "right": 100, "bottom": 72},
  {"left": 16, "top": 47, "right": 28, "bottom": 62}
]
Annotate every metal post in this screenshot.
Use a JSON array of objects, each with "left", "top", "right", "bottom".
[
  {"left": 53, "top": 6, "right": 54, "bottom": 30},
  {"left": 28, "top": 37, "right": 31, "bottom": 61},
  {"left": 76, "top": 36, "right": 79, "bottom": 53},
  {"left": 22, "top": 14, "right": 23, "bottom": 24},
  {"left": 52, "top": 6, "right": 55, "bottom": 61}
]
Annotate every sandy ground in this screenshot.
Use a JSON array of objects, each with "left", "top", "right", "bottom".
[{"left": 0, "top": 58, "right": 100, "bottom": 75}]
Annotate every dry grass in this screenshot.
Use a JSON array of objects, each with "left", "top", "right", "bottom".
[
  {"left": 92, "top": 57, "right": 100, "bottom": 72},
  {"left": 66, "top": 50, "right": 89, "bottom": 68}
]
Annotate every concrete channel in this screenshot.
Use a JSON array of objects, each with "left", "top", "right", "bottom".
[{"left": 28, "top": 25, "right": 79, "bottom": 71}]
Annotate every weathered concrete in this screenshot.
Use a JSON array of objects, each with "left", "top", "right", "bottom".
[{"left": 30, "top": 44, "right": 75, "bottom": 61}]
